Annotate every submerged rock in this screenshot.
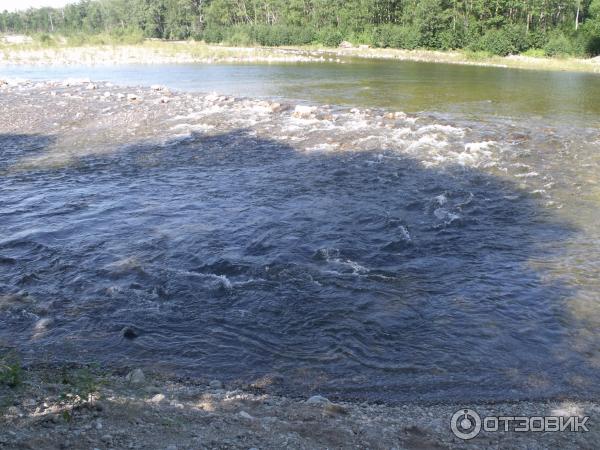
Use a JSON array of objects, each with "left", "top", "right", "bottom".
[
  {"left": 293, "top": 105, "right": 317, "bottom": 118},
  {"left": 209, "top": 380, "right": 223, "bottom": 389},
  {"left": 121, "top": 326, "right": 138, "bottom": 339},
  {"left": 126, "top": 369, "right": 145, "bottom": 384}
]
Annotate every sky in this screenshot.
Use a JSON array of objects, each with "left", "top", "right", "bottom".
[{"left": 1, "top": 0, "right": 78, "bottom": 12}]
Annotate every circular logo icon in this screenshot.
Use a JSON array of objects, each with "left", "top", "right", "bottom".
[{"left": 451, "top": 408, "right": 482, "bottom": 440}]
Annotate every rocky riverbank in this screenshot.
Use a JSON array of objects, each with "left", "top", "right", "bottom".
[
  {"left": 1, "top": 39, "right": 600, "bottom": 73},
  {"left": 0, "top": 41, "right": 340, "bottom": 66},
  {"left": 1, "top": 365, "right": 598, "bottom": 450}
]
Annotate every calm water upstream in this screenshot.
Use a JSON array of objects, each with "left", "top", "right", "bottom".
[
  {"left": 1, "top": 59, "right": 600, "bottom": 403},
  {"left": 5, "top": 59, "right": 600, "bottom": 122}
]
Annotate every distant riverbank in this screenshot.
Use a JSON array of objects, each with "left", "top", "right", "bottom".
[{"left": 2, "top": 39, "right": 600, "bottom": 73}]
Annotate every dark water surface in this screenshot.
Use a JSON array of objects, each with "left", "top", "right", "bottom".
[{"left": 1, "top": 61, "right": 600, "bottom": 403}]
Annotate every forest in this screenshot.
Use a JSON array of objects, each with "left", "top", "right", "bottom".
[{"left": 2, "top": 0, "right": 600, "bottom": 57}]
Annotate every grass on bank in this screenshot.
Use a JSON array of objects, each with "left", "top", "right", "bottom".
[{"left": 1, "top": 349, "right": 105, "bottom": 423}]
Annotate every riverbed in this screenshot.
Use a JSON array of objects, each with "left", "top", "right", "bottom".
[{"left": 1, "top": 61, "right": 600, "bottom": 405}]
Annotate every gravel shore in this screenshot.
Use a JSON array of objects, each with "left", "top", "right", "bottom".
[{"left": 1, "top": 366, "right": 598, "bottom": 450}]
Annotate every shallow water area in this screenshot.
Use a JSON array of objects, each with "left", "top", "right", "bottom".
[
  {"left": 1, "top": 61, "right": 600, "bottom": 404},
  {"left": 4, "top": 58, "right": 600, "bottom": 123}
]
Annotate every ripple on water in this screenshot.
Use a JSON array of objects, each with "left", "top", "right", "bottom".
[{"left": 0, "top": 86, "right": 599, "bottom": 403}]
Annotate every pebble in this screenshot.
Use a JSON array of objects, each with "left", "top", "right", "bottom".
[
  {"left": 22, "top": 398, "right": 37, "bottom": 407},
  {"left": 324, "top": 403, "right": 348, "bottom": 415},
  {"left": 238, "top": 411, "right": 254, "bottom": 420},
  {"left": 126, "top": 368, "right": 145, "bottom": 384},
  {"left": 127, "top": 93, "right": 138, "bottom": 101},
  {"left": 306, "top": 395, "right": 331, "bottom": 405},
  {"left": 292, "top": 105, "right": 317, "bottom": 118},
  {"left": 103, "top": 92, "right": 111, "bottom": 98},
  {"left": 150, "top": 393, "right": 165, "bottom": 403},
  {"left": 100, "top": 434, "right": 112, "bottom": 443},
  {"left": 165, "top": 445, "right": 177, "bottom": 450},
  {"left": 269, "top": 102, "right": 283, "bottom": 113}
]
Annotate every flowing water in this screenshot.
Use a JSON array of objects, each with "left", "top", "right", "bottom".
[{"left": 1, "top": 60, "right": 600, "bottom": 403}]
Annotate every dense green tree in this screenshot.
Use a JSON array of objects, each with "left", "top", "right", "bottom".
[{"left": 1, "top": 0, "right": 600, "bottom": 56}]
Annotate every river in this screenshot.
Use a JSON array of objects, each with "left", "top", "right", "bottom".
[{"left": 1, "top": 59, "right": 600, "bottom": 403}]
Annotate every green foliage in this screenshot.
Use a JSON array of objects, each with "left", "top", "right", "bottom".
[
  {"left": 200, "top": 26, "right": 224, "bottom": 44},
  {"left": 347, "top": 28, "right": 376, "bottom": 46},
  {"left": 544, "top": 33, "right": 574, "bottom": 57},
  {"left": 59, "top": 366, "right": 101, "bottom": 406},
  {"left": 526, "top": 31, "right": 548, "bottom": 50},
  {"left": 522, "top": 48, "right": 547, "bottom": 58},
  {"left": 0, "top": 352, "right": 22, "bottom": 388},
  {"left": 34, "top": 33, "right": 58, "bottom": 47},
  {"left": 464, "top": 49, "right": 492, "bottom": 60},
  {"left": 471, "top": 26, "right": 528, "bottom": 56},
  {"left": 374, "top": 24, "right": 420, "bottom": 49},
  {"left": 1, "top": 0, "right": 600, "bottom": 57},
  {"left": 251, "top": 25, "right": 314, "bottom": 46},
  {"left": 580, "top": 19, "right": 600, "bottom": 56},
  {"left": 317, "top": 28, "right": 343, "bottom": 48}
]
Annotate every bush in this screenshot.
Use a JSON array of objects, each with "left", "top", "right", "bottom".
[
  {"left": 437, "top": 29, "right": 465, "bottom": 50},
  {"left": 586, "top": 35, "right": 600, "bottom": 56},
  {"left": 200, "top": 25, "right": 316, "bottom": 47},
  {"left": 580, "top": 20, "right": 600, "bottom": 56},
  {"left": 0, "top": 352, "right": 22, "bottom": 387},
  {"left": 526, "top": 31, "right": 547, "bottom": 50},
  {"left": 543, "top": 33, "right": 573, "bottom": 57},
  {"left": 471, "top": 26, "right": 527, "bottom": 56},
  {"left": 472, "top": 29, "right": 513, "bottom": 55},
  {"left": 34, "top": 33, "right": 58, "bottom": 47},
  {"left": 111, "top": 28, "right": 144, "bottom": 45},
  {"left": 317, "top": 27, "right": 343, "bottom": 47},
  {"left": 522, "top": 48, "right": 546, "bottom": 57},
  {"left": 226, "top": 28, "right": 252, "bottom": 46},
  {"left": 346, "top": 28, "right": 376, "bottom": 46},
  {"left": 373, "top": 24, "right": 420, "bottom": 49},
  {"left": 201, "top": 26, "right": 224, "bottom": 44}
]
